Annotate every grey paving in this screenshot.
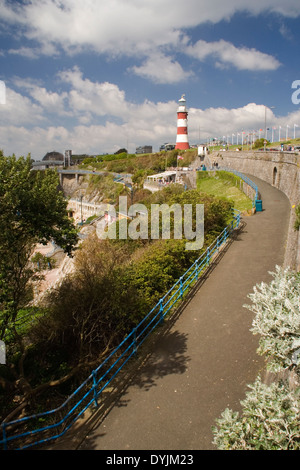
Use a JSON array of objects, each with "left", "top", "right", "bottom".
[{"left": 78, "top": 176, "right": 290, "bottom": 451}]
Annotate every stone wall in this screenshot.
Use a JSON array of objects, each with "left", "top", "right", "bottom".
[{"left": 213, "top": 151, "right": 300, "bottom": 270}]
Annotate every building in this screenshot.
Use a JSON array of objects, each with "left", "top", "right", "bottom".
[
  {"left": 160, "top": 143, "right": 175, "bottom": 151},
  {"left": 136, "top": 145, "right": 153, "bottom": 154}
]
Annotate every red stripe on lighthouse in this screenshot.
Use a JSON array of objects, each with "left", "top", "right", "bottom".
[{"left": 177, "top": 127, "right": 188, "bottom": 134}]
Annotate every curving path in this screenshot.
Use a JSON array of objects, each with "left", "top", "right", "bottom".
[{"left": 77, "top": 175, "right": 290, "bottom": 451}]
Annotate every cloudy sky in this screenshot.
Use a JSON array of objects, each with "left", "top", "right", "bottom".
[{"left": 0, "top": 0, "right": 300, "bottom": 159}]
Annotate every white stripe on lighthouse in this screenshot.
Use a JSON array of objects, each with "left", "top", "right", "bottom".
[
  {"left": 176, "top": 135, "right": 189, "bottom": 143},
  {"left": 177, "top": 119, "right": 187, "bottom": 128}
]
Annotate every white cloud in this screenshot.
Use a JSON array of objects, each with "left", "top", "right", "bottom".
[
  {"left": 2, "top": 0, "right": 299, "bottom": 58},
  {"left": 130, "top": 53, "right": 193, "bottom": 84},
  {"left": 13, "top": 79, "right": 69, "bottom": 116},
  {"left": 0, "top": 87, "right": 45, "bottom": 126},
  {"left": 1, "top": 82, "right": 299, "bottom": 160},
  {"left": 2, "top": 68, "right": 300, "bottom": 159},
  {"left": 185, "top": 40, "right": 281, "bottom": 71}
]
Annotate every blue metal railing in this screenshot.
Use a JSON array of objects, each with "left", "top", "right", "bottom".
[
  {"left": 1, "top": 209, "right": 241, "bottom": 450},
  {"left": 1, "top": 168, "right": 260, "bottom": 450},
  {"left": 218, "top": 167, "right": 259, "bottom": 207}
]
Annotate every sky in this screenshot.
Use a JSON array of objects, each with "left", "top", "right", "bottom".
[{"left": 0, "top": 0, "right": 300, "bottom": 160}]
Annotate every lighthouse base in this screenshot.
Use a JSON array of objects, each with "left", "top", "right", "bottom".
[{"left": 175, "top": 142, "right": 190, "bottom": 150}]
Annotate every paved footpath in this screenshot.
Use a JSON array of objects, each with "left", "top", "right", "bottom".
[{"left": 78, "top": 176, "right": 290, "bottom": 451}]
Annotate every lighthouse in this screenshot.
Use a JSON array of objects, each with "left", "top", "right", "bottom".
[{"left": 175, "top": 94, "right": 189, "bottom": 150}]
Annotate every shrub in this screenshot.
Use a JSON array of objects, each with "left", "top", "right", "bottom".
[{"left": 212, "top": 266, "right": 300, "bottom": 450}]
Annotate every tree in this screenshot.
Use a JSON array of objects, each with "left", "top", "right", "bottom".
[
  {"left": 212, "top": 266, "right": 300, "bottom": 450},
  {"left": 0, "top": 153, "right": 78, "bottom": 410}
]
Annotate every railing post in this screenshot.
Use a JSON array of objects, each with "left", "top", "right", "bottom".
[
  {"left": 180, "top": 277, "right": 183, "bottom": 298},
  {"left": 92, "top": 370, "right": 99, "bottom": 408},
  {"left": 133, "top": 327, "right": 138, "bottom": 354},
  {"left": 159, "top": 299, "right": 164, "bottom": 322},
  {"left": 206, "top": 247, "right": 210, "bottom": 266}
]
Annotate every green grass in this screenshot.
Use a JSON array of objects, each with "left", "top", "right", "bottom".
[{"left": 196, "top": 172, "right": 253, "bottom": 213}]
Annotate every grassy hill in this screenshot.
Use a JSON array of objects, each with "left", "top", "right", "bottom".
[{"left": 197, "top": 171, "right": 253, "bottom": 213}]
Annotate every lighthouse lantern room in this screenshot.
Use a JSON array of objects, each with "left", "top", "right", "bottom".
[{"left": 175, "top": 94, "right": 190, "bottom": 150}]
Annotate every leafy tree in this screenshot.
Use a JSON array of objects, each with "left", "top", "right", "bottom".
[
  {"left": 253, "top": 138, "right": 268, "bottom": 149},
  {"left": 0, "top": 153, "right": 78, "bottom": 415},
  {"left": 0, "top": 153, "right": 78, "bottom": 335}
]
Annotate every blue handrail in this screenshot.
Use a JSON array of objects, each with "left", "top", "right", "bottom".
[
  {"left": 1, "top": 167, "right": 258, "bottom": 450},
  {"left": 1, "top": 210, "right": 243, "bottom": 450}
]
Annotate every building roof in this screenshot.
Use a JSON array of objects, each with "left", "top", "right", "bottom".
[
  {"left": 147, "top": 171, "right": 177, "bottom": 179},
  {"left": 42, "top": 151, "right": 64, "bottom": 161}
]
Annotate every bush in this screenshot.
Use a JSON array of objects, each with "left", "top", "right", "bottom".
[
  {"left": 213, "top": 266, "right": 300, "bottom": 450},
  {"left": 213, "top": 377, "right": 300, "bottom": 450}
]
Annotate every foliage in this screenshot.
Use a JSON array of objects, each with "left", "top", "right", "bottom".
[
  {"left": 253, "top": 138, "right": 269, "bottom": 149},
  {"left": 86, "top": 173, "right": 127, "bottom": 203},
  {"left": 213, "top": 266, "right": 300, "bottom": 450},
  {"left": 197, "top": 171, "right": 253, "bottom": 212},
  {"left": 0, "top": 153, "right": 78, "bottom": 341},
  {"left": 0, "top": 164, "right": 234, "bottom": 421},
  {"left": 213, "top": 376, "right": 300, "bottom": 450},
  {"left": 245, "top": 266, "right": 300, "bottom": 373},
  {"left": 294, "top": 204, "right": 300, "bottom": 231},
  {"left": 0, "top": 152, "right": 78, "bottom": 421},
  {"left": 31, "top": 252, "right": 56, "bottom": 270},
  {"left": 80, "top": 148, "right": 197, "bottom": 175}
]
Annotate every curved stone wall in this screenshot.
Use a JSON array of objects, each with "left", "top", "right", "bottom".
[{"left": 214, "top": 151, "right": 300, "bottom": 270}]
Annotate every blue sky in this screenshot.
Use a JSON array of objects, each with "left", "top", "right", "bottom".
[{"left": 0, "top": 0, "right": 300, "bottom": 159}]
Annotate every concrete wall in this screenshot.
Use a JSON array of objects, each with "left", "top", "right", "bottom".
[{"left": 213, "top": 151, "right": 300, "bottom": 270}]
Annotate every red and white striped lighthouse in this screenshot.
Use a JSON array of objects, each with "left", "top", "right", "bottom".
[{"left": 175, "top": 94, "right": 189, "bottom": 150}]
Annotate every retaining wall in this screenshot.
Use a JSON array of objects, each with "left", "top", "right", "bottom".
[{"left": 213, "top": 151, "right": 300, "bottom": 270}]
